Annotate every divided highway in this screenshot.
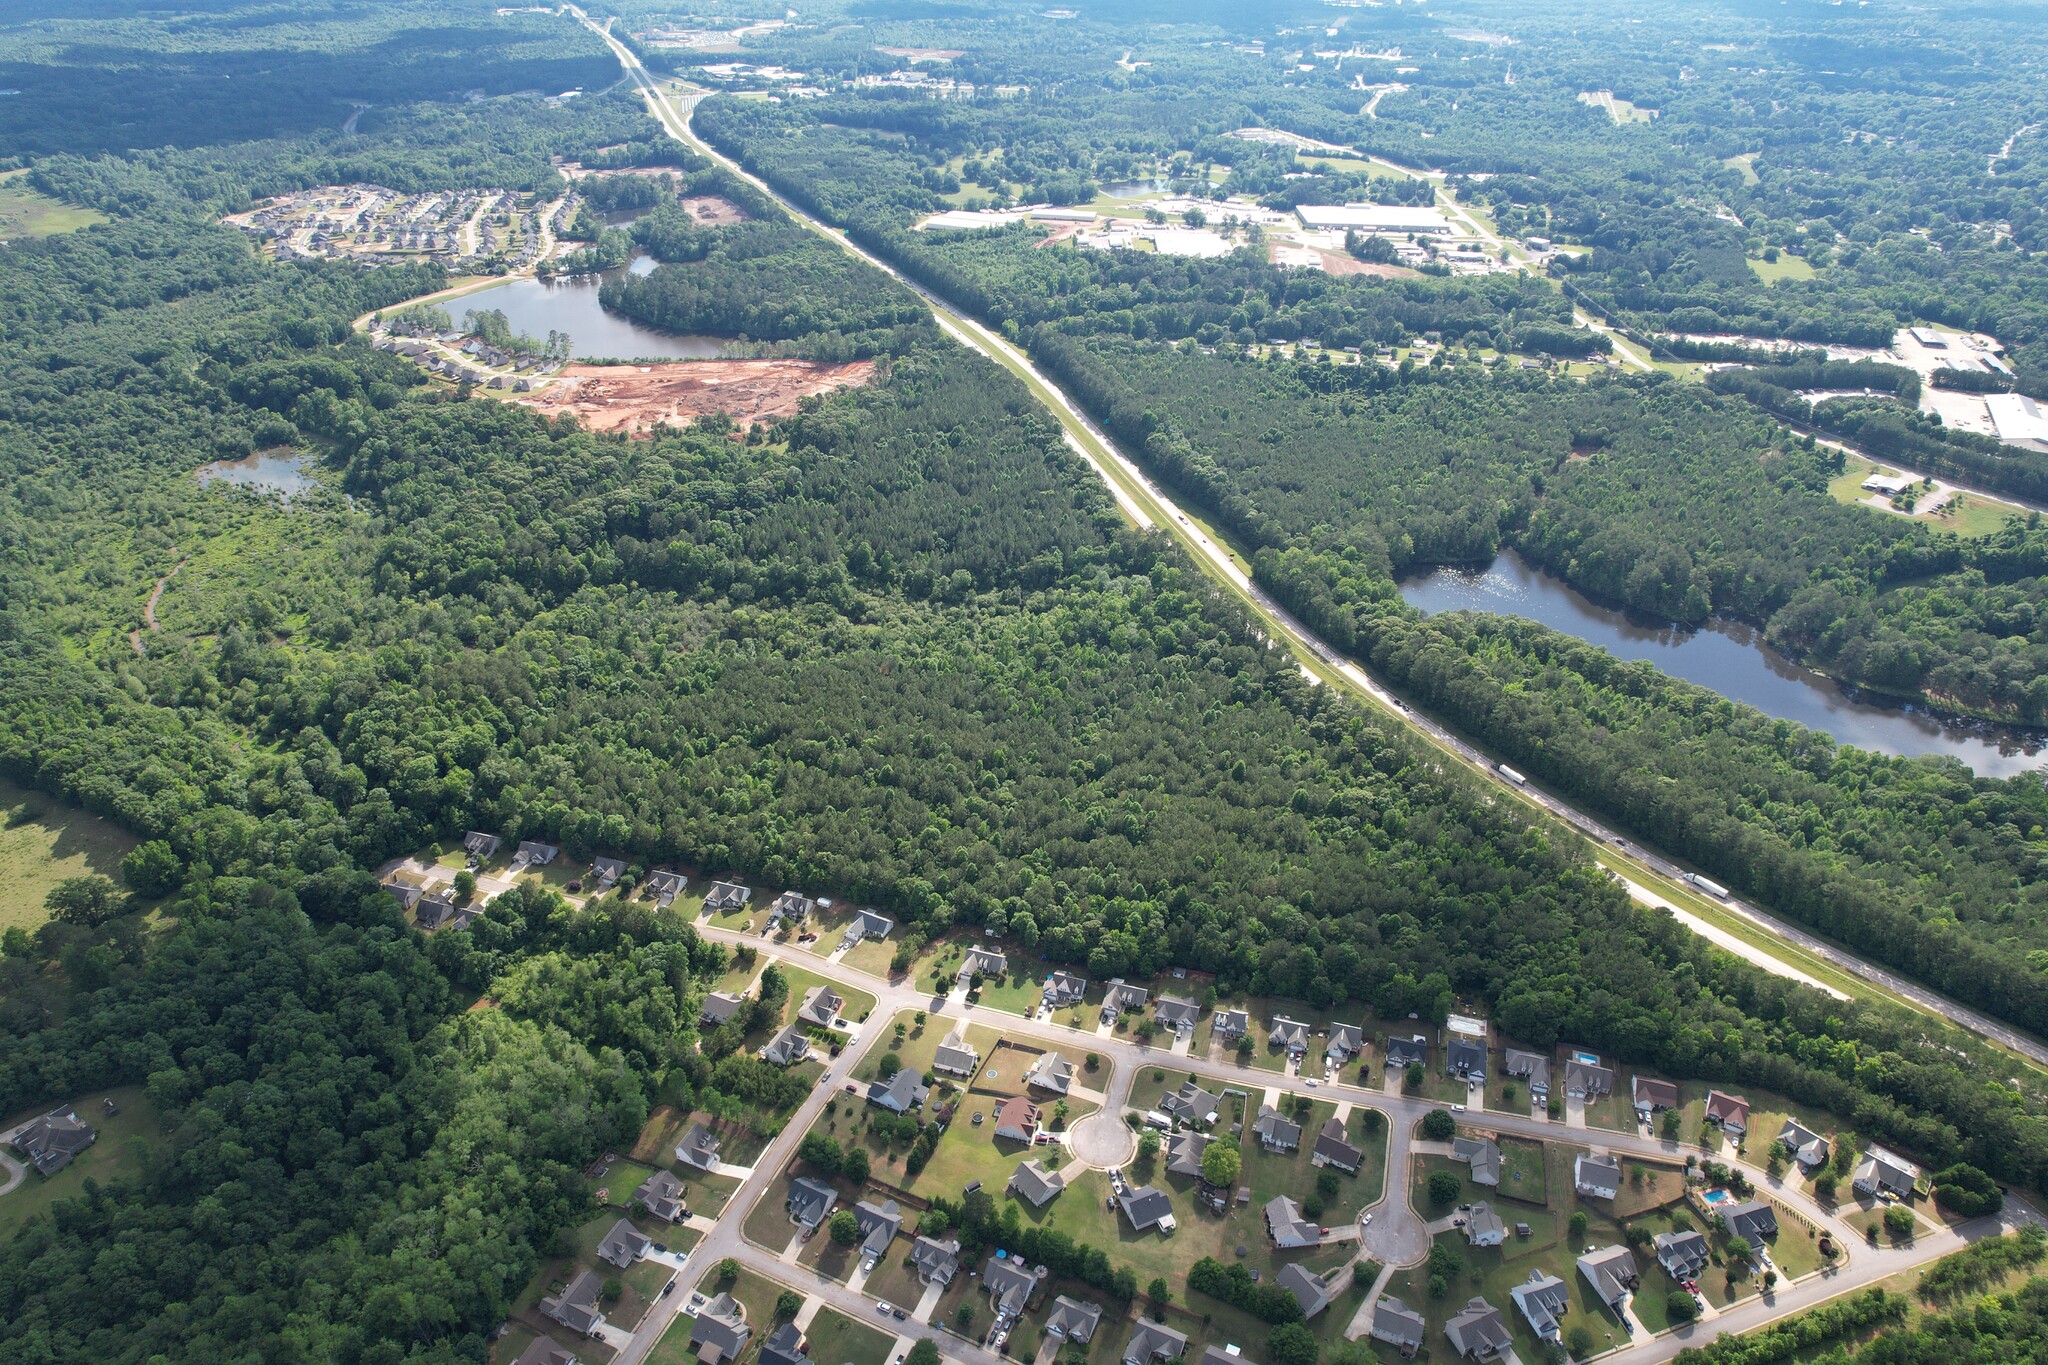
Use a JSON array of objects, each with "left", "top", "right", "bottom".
[{"left": 566, "top": 7, "right": 2048, "bottom": 1074}]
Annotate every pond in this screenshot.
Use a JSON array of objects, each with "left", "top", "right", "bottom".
[
  {"left": 1398, "top": 549, "right": 2047, "bottom": 776},
  {"left": 195, "top": 449, "right": 320, "bottom": 500},
  {"left": 453, "top": 252, "right": 729, "bottom": 361},
  {"left": 1096, "top": 179, "right": 1170, "bottom": 199}
]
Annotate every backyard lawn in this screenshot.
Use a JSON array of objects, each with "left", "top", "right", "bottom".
[
  {"left": 0, "top": 777, "right": 140, "bottom": 932},
  {"left": 0, "top": 1086, "right": 160, "bottom": 1238},
  {"left": 801, "top": 1307, "right": 896, "bottom": 1365}
]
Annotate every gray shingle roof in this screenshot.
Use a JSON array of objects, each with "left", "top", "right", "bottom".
[
  {"left": 1009, "top": 1158, "right": 1066, "bottom": 1207},
  {"left": 1123, "top": 1321, "right": 1188, "bottom": 1364},
  {"left": 1454, "top": 1136, "right": 1501, "bottom": 1186},
  {"left": 1278, "top": 1263, "right": 1332, "bottom": 1319},
  {"left": 786, "top": 1176, "right": 837, "bottom": 1228},
  {"left": 1046, "top": 1295, "right": 1102, "bottom": 1342},
  {"left": 1445, "top": 1297, "right": 1511, "bottom": 1358},
  {"left": 1119, "top": 1183, "right": 1174, "bottom": 1230},
  {"left": 596, "top": 1217, "right": 649, "bottom": 1268},
  {"left": 911, "top": 1235, "right": 961, "bottom": 1284}
]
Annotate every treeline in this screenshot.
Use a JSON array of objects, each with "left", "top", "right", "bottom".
[{"left": 1671, "top": 1288, "right": 1904, "bottom": 1365}]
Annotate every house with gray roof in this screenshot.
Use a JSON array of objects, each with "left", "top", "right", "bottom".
[
  {"left": 786, "top": 1176, "right": 837, "bottom": 1229},
  {"left": 795, "top": 984, "right": 843, "bottom": 1029},
  {"left": 591, "top": 856, "right": 626, "bottom": 889},
  {"left": 699, "top": 991, "right": 746, "bottom": 1026},
  {"left": 676, "top": 1123, "right": 721, "bottom": 1172},
  {"left": 511, "top": 1336, "right": 579, "bottom": 1365},
  {"left": 1577, "top": 1245, "right": 1639, "bottom": 1316},
  {"left": 960, "top": 946, "right": 1007, "bottom": 980},
  {"left": 1779, "top": 1119, "right": 1831, "bottom": 1171},
  {"left": 1269, "top": 1016, "right": 1311, "bottom": 1057},
  {"left": 851, "top": 908, "right": 893, "bottom": 941},
  {"left": 1043, "top": 971, "right": 1088, "bottom": 1008},
  {"left": 1119, "top": 1182, "right": 1175, "bottom": 1232},
  {"left": 1266, "top": 1194, "right": 1319, "bottom": 1248},
  {"left": 1102, "top": 979, "right": 1149, "bottom": 1020},
  {"left": 1722, "top": 1199, "right": 1779, "bottom": 1249},
  {"left": 463, "top": 831, "right": 502, "bottom": 860},
  {"left": 1655, "top": 1228, "right": 1710, "bottom": 1281},
  {"left": 596, "top": 1218, "right": 649, "bottom": 1269},
  {"left": 1009, "top": 1158, "right": 1067, "bottom": 1207},
  {"left": 759, "top": 1322, "right": 809, "bottom": 1365},
  {"left": 540, "top": 1269, "right": 606, "bottom": 1336},
  {"left": 1503, "top": 1048, "right": 1551, "bottom": 1097},
  {"left": 984, "top": 1257, "right": 1042, "bottom": 1322},
  {"left": 759, "top": 1026, "right": 810, "bottom": 1067},
  {"left": 1465, "top": 1201, "right": 1507, "bottom": 1247},
  {"left": 1454, "top": 1136, "right": 1501, "bottom": 1187},
  {"left": 703, "top": 881, "right": 751, "bottom": 912},
  {"left": 934, "top": 1026, "right": 981, "bottom": 1077},
  {"left": 385, "top": 881, "right": 424, "bottom": 914},
  {"left": 634, "top": 1168, "right": 687, "bottom": 1222},
  {"left": 1385, "top": 1034, "right": 1427, "bottom": 1069},
  {"left": 1444, "top": 1297, "right": 1511, "bottom": 1359},
  {"left": 770, "top": 890, "right": 815, "bottom": 924},
  {"left": 1371, "top": 1296, "right": 1427, "bottom": 1356},
  {"left": 1324, "top": 1022, "right": 1366, "bottom": 1069},
  {"left": 689, "top": 1291, "right": 751, "bottom": 1365},
  {"left": 1447, "top": 1036, "right": 1488, "bottom": 1081},
  {"left": 642, "top": 869, "right": 687, "bottom": 907},
  {"left": 1166, "top": 1130, "right": 1211, "bottom": 1179},
  {"left": 1045, "top": 1295, "right": 1101, "bottom": 1343},
  {"left": 1510, "top": 1270, "right": 1570, "bottom": 1342},
  {"left": 515, "top": 840, "right": 560, "bottom": 868},
  {"left": 1200, "top": 1348, "right": 1256, "bottom": 1365},
  {"left": 1278, "top": 1263, "right": 1333, "bottom": 1320},
  {"left": 11, "top": 1107, "right": 96, "bottom": 1176},
  {"left": 1252, "top": 1105, "right": 1302, "bottom": 1153},
  {"left": 911, "top": 1235, "right": 961, "bottom": 1285},
  {"left": 1566, "top": 1058, "right": 1614, "bottom": 1099},
  {"left": 853, "top": 1199, "right": 902, "bottom": 1263},
  {"left": 1025, "top": 1050, "right": 1073, "bottom": 1094},
  {"left": 1123, "top": 1321, "right": 1188, "bottom": 1365},
  {"left": 1155, "top": 995, "right": 1200, "bottom": 1034},
  {"left": 1313, "top": 1116, "right": 1361, "bottom": 1173},
  {"left": 416, "top": 890, "right": 460, "bottom": 931},
  {"left": 1574, "top": 1152, "right": 1622, "bottom": 1200},
  {"left": 867, "top": 1067, "right": 928, "bottom": 1115},
  {"left": 1852, "top": 1144, "right": 1921, "bottom": 1199},
  {"left": 1160, "top": 1080, "right": 1219, "bottom": 1127},
  {"left": 1212, "top": 1008, "right": 1250, "bottom": 1041}
]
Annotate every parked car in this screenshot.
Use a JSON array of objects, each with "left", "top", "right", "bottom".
[{"left": 876, "top": 1301, "right": 895, "bottom": 1317}]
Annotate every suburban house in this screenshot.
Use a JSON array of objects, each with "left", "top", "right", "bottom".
[
  {"left": 1009, "top": 1158, "right": 1067, "bottom": 1208},
  {"left": 415, "top": 891, "right": 461, "bottom": 931},
  {"left": 511, "top": 1336, "right": 579, "bottom": 1365},
  {"left": 960, "top": 946, "right": 1008, "bottom": 980},
  {"left": 934, "top": 1027, "right": 982, "bottom": 1077},
  {"left": 676, "top": 1123, "right": 721, "bottom": 1173},
  {"left": 700, "top": 991, "right": 746, "bottom": 1027},
  {"left": 1313, "top": 1116, "right": 1362, "bottom": 1173},
  {"left": 689, "top": 1292, "right": 752, "bottom": 1365},
  {"left": 1722, "top": 1199, "right": 1779, "bottom": 1249},
  {"left": 1446, "top": 1036, "right": 1488, "bottom": 1081},
  {"left": 760, "top": 1322, "right": 810, "bottom": 1365},
  {"left": 1504, "top": 1048, "right": 1551, "bottom": 1098},
  {"left": 1269, "top": 1016, "right": 1312, "bottom": 1058},
  {"left": 770, "top": 890, "right": 815, "bottom": 924},
  {"left": 1025, "top": 1050, "right": 1074, "bottom": 1095},
  {"left": 853, "top": 1199, "right": 903, "bottom": 1265},
  {"left": 1266, "top": 1194, "right": 1320, "bottom": 1248},
  {"left": 1118, "top": 1183, "right": 1176, "bottom": 1233},
  {"left": 1444, "top": 1297, "right": 1512, "bottom": 1359},
  {"left": 1704, "top": 1089, "right": 1751, "bottom": 1136},
  {"left": 984, "top": 1257, "right": 1043, "bottom": 1325},
  {"left": 540, "top": 1270, "right": 606, "bottom": 1336},
  {"left": 867, "top": 1067, "right": 929, "bottom": 1115},
  {"left": 1574, "top": 1152, "right": 1622, "bottom": 1200},
  {"left": 591, "top": 856, "right": 626, "bottom": 890},
  {"left": 795, "top": 985, "right": 843, "bottom": 1030},
  {"left": 1577, "top": 1245, "right": 1639, "bottom": 1317},
  {"left": 992, "top": 1095, "right": 1040, "bottom": 1144},
  {"left": 1044, "top": 971, "right": 1089, "bottom": 1008},
  {"left": 1166, "top": 1130, "right": 1211, "bottom": 1179},
  {"left": 1371, "top": 1297, "right": 1428, "bottom": 1357},
  {"left": 1155, "top": 996, "right": 1200, "bottom": 1035},
  {"left": 1045, "top": 1296, "right": 1102, "bottom": 1343},
  {"left": 786, "top": 1176, "right": 838, "bottom": 1229},
  {"left": 1465, "top": 1201, "right": 1507, "bottom": 1248},
  {"left": 704, "top": 881, "right": 752, "bottom": 912},
  {"left": 1325, "top": 1022, "right": 1366, "bottom": 1069},
  {"left": 1655, "top": 1229, "right": 1710, "bottom": 1281},
  {"left": 385, "top": 881, "right": 424, "bottom": 914},
  {"left": 759, "top": 1026, "right": 810, "bottom": 1067},
  {"left": 515, "top": 840, "right": 560, "bottom": 869},
  {"left": 848, "top": 909, "right": 894, "bottom": 943},
  {"left": 1213, "top": 1008, "right": 1250, "bottom": 1041},
  {"left": 1385, "top": 1035, "right": 1427, "bottom": 1070},
  {"left": 1278, "top": 1264, "right": 1333, "bottom": 1320},
  {"left": 1160, "top": 1080, "right": 1220, "bottom": 1127},
  {"left": 10, "top": 1107, "right": 96, "bottom": 1176},
  {"left": 1632, "top": 1076, "right": 1680, "bottom": 1118},
  {"left": 1510, "top": 1270, "right": 1570, "bottom": 1342},
  {"left": 911, "top": 1236, "right": 962, "bottom": 1285},
  {"left": 1123, "top": 1322, "right": 1189, "bottom": 1365},
  {"left": 1566, "top": 1058, "right": 1614, "bottom": 1099},
  {"left": 1454, "top": 1136, "right": 1501, "bottom": 1187},
  {"left": 595, "top": 1218, "right": 650, "bottom": 1269},
  {"left": 1779, "top": 1119, "right": 1831, "bottom": 1171},
  {"left": 1252, "top": 1105, "right": 1302, "bottom": 1153},
  {"left": 1102, "top": 979, "right": 1149, "bottom": 1021},
  {"left": 634, "top": 1169, "right": 687, "bottom": 1222},
  {"left": 462, "top": 831, "right": 502, "bottom": 860},
  {"left": 1853, "top": 1144, "right": 1922, "bottom": 1199},
  {"left": 643, "top": 869, "right": 687, "bottom": 907}
]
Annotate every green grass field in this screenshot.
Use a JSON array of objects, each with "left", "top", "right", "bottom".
[
  {"left": 1725, "top": 152, "right": 1762, "bottom": 185},
  {"left": 0, "top": 172, "right": 104, "bottom": 238},
  {"left": 1748, "top": 253, "right": 1818, "bottom": 283},
  {"left": 0, "top": 778, "right": 141, "bottom": 932}
]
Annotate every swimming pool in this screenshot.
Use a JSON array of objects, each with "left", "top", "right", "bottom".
[
  {"left": 1572, "top": 1050, "right": 1600, "bottom": 1066},
  {"left": 1702, "top": 1188, "right": 1733, "bottom": 1205}
]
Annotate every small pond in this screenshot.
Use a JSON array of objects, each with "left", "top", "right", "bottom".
[
  {"left": 195, "top": 450, "right": 320, "bottom": 500},
  {"left": 453, "top": 252, "right": 728, "bottom": 361}
]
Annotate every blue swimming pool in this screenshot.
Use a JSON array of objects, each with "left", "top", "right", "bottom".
[
  {"left": 1702, "top": 1188, "right": 1733, "bottom": 1205},
  {"left": 1572, "top": 1050, "right": 1600, "bottom": 1065}
]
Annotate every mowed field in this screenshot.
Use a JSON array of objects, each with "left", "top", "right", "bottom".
[
  {"left": 0, "top": 778, "right": 139, "bottom": 932},
  {"left": 0, "top": 170, "right": 103, "bottom": 237}
]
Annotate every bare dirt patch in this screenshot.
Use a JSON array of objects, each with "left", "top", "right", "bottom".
[
  {"left": 679, "top": 195, "right": 749, "bottom": 225},
  {"left": 1271, "top": 241, "right": 1420, "bottom": 278},
  {"left": 877, "top": 46, "right": 963, "bottom": 61},
  {"left": 556, "top": 160, "right": 695, "bottom": 180},
  {"left": 518, "top": 359, "right": 876, "bottom": 434},
  {"left": 1035, "top": 220, "right": 1088, "bottom": 248}
]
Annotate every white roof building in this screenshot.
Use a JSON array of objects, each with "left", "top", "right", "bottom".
[{"left": 1294, "top": 204, "right": 1453, "bottom": 234}]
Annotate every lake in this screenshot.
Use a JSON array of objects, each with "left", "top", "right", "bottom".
[
  {"left": 195, "top": 450, "right": 320, "bottom": 500},
  {"left": 1399, "top": 549, "right": 2047, "bottom": 776},
  {"left": 453, "top": 253, "right": 729, "bottom": 361}
]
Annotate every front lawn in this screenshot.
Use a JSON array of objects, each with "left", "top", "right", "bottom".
[{"left": 0, "top": 1086, "right": 161, "bottom": 1239}]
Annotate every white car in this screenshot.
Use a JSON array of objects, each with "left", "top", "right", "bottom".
[
  {"left": 876, "top": 1301, "right": 895, "bottom": 1316},
  {"left": 1450, "top": 1104, "right": 1466, "bottom": 1113}
]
